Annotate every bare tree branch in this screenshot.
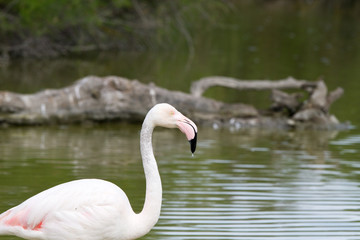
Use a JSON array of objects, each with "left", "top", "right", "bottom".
[{"left": 190, "top": 76, "right": 317, "bottom": 97}]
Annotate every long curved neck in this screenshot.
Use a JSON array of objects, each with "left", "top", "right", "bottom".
[{"left": 135, "top": 116, "right": 162, "bottom": 235}]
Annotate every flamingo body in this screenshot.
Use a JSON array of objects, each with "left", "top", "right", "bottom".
[
  {"left": 0, "top": 103, "right": 198, "bottom": 240},
  {"left": 1, "top": 179, "right": 137, "bottom": 240}
]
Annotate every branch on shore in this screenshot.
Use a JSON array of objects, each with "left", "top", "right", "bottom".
[
  {"left": 190, "top": 76, "right": 317, "bottom": 97},
  {"left": 190, "top": 76, "right": 345, "bottom": 128},
  {"left": 0, "top": 76, "right": 346, "bottom": 129}
]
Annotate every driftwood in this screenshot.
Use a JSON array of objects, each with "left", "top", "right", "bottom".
[
  {"left": 0, "top": 75, "right": 345, "bottom": 129},
  {"left": 190, "top": 76, "right": 317, "bottom": 97},
  {"left": 190, "top": 76, "right": 345, "bottom": 129}
]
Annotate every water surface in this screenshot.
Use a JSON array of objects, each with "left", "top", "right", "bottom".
[
  {"left": 1, "top": 2, "right": 360, "bottom": 239},
  {"left": 1, "top": 126, "right": 360, "bottom": 240}
]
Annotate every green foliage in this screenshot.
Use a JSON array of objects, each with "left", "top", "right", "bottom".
[
  {"left": 0, "top": 0, "right": 134, "bottom": 35},
  {"left": 18, "top": 0, "right": 100, "bottom": 34},
  {"left": 112, "top": 0, "right": 132, "bottom": 8}
]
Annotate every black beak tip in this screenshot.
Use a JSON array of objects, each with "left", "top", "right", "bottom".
[{"left": 189, "top": 132, "right": 197, "bottom": 153}]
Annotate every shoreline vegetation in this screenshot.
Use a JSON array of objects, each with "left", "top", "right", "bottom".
[
  {"left": 0, "top": 0, "right": 227, "bottom": 60},
  {"left": 0, "top": 0, "right": 359, "bottom": 61}
]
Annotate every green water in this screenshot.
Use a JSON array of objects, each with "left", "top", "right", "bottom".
[
  {"left": 1, "top": 125, "right": 360, "bottom": 239},
  {"left": 1, "top": 3, "right": 360, "bottom": 240}
]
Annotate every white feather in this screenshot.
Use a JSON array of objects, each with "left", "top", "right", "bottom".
[{"left": 0, "top": 103, "right": 198, "bottom": 240}]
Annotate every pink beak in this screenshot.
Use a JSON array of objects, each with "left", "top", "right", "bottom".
[{"left": 175, "top": 112, "right": 198, "bottom": 153}]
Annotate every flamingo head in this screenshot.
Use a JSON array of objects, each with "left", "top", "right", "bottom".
[{"left": 149, "top": 103, "right": 198, "bottom": 153}]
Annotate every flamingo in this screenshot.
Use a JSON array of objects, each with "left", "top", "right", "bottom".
[{"left": 0, "top": 103, "right": 197, "bottom": 240}]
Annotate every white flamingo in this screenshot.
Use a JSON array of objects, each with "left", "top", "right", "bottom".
[{"left": 0, "top": 103, "right": 197, "bottom": 240}]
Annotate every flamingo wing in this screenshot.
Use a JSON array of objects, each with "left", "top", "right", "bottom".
[{"left": 0, "top": 179, "right": 133, "bottom": 240}]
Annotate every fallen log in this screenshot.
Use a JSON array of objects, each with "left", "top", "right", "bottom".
[
  {"left": 0, "top": 76, "right": 258, "bottom": 125},
  {"left": 0, "top": 75, "right": 346, "bottom": 129}
]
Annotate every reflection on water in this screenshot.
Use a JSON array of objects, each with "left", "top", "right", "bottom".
[
  {"left": 0, "top": 2, "right": 359, "bottom": 239},
  {"left": 1, "top": 125, "right": 360, "bottom": 240}
]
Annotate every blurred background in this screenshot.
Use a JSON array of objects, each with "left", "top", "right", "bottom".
[
  {"left": 1, "top": 1, "right": 360, "bottom": 239},
  {"left": 0, "top": 0, "right": 359, "bottom": 121}
]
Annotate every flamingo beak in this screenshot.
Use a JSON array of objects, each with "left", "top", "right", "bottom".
[
  {"left": 189, "top": 131, "right": 197, "bottom": 154},
  {"left": 175, "top": 113, "right": 198, "bottom": 153}
]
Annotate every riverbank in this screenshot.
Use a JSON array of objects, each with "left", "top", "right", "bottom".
[
  {"left": 0, "top": 0, "right": 155, "bottom": 59},
  {"left": 0, "top": 0, "right": 229, "bottom": 60},
  {"left": 1, "top": 0, "right": 358, "bottom": 61}
]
